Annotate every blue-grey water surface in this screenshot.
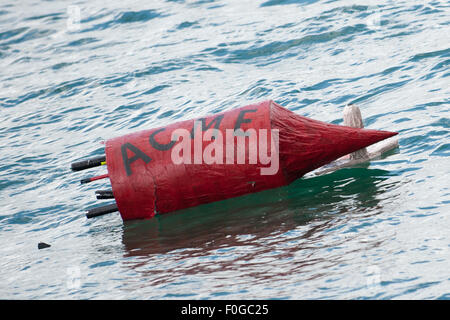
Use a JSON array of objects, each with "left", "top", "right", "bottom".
[{"left": 0, "top": 0, "right": 449, "bottom": 299}]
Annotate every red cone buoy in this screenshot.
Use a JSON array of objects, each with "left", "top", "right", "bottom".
[{"left": 101, "top": 100, "right": 397, "bottom": 221}]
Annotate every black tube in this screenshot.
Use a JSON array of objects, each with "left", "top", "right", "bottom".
[
  {"left": 71, "top": 155, "right": 106, "bottom": 172},
  {"left": 80, "top": 177, "right": 91, "bottom": 184},
  {"left": 86, "top": 204, "right": 118, "bottom": 219},
  {"left": 95, "top": 190, "right": 114, "bottom": 199}
]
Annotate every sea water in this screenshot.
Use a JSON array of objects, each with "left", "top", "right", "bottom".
[{"left": 0, "top": 0, "right": 449, "bottom": 299}]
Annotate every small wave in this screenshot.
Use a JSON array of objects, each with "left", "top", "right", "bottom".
[
  {"left": 87, "top": 9, "right": 166, "bottom": 31},
  {"left": 24, "top": 12, "right": 63, "bottom": 22},
  {"left": 0, "top": 27, "right": 28, "bottom": 41},
  {"left": 409, "top": 48, "right": 450, "bottom": 62},
  {"left": 66, "top": 37, "right": 99, "bottom": 47},
  {"left": 1, "top": 28, "right": 54, "bottom": 46},
  {"left": 218, "top": 24, "right": 368, "bottom": 63},
  {"left": 260, "top": 0, "right": 318, "bottom": 7},
  {"left": 176, "top": 21, "right": 200, "bottom": 30}
]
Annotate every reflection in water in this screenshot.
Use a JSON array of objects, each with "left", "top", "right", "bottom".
[
  {"left": 121, "top": 167, "right": 396, "bottom": 260},
  {"left": 117, "top": 167, "right": 401, "bottom": 295}
]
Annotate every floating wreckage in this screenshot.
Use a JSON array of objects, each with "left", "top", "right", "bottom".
[{"left": 71, "top": 100, "right": 398, "bottom": 221}]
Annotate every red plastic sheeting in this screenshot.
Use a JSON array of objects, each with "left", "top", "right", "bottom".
[{"left": 105, "top": 100, "right": 397, "bottom": 221}]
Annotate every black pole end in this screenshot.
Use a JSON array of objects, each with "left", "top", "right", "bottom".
[
  {"left": 80, "top": 178, "right": 91, "bottom": 184},
  {"left": 95, "top": 190, "right": 114, "bottom": 200},
  {"left": 71, "top": 155, "right": 106, "bottom": 172},
  {"left": 86, "top": 204, "right": 118, "bottom": 219}
]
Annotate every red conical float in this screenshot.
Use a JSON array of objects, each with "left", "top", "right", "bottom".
[{"left": 101, "top": 100, "right": 397, "bottom": 221}]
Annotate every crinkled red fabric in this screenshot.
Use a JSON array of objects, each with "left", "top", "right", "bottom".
[{"left": 105, "top": 100, "right": 397, "bottom": 221}]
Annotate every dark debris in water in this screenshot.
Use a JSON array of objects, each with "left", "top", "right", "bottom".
[{"left": 38, "top": 242, "right": 51, "bottom": 250}]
